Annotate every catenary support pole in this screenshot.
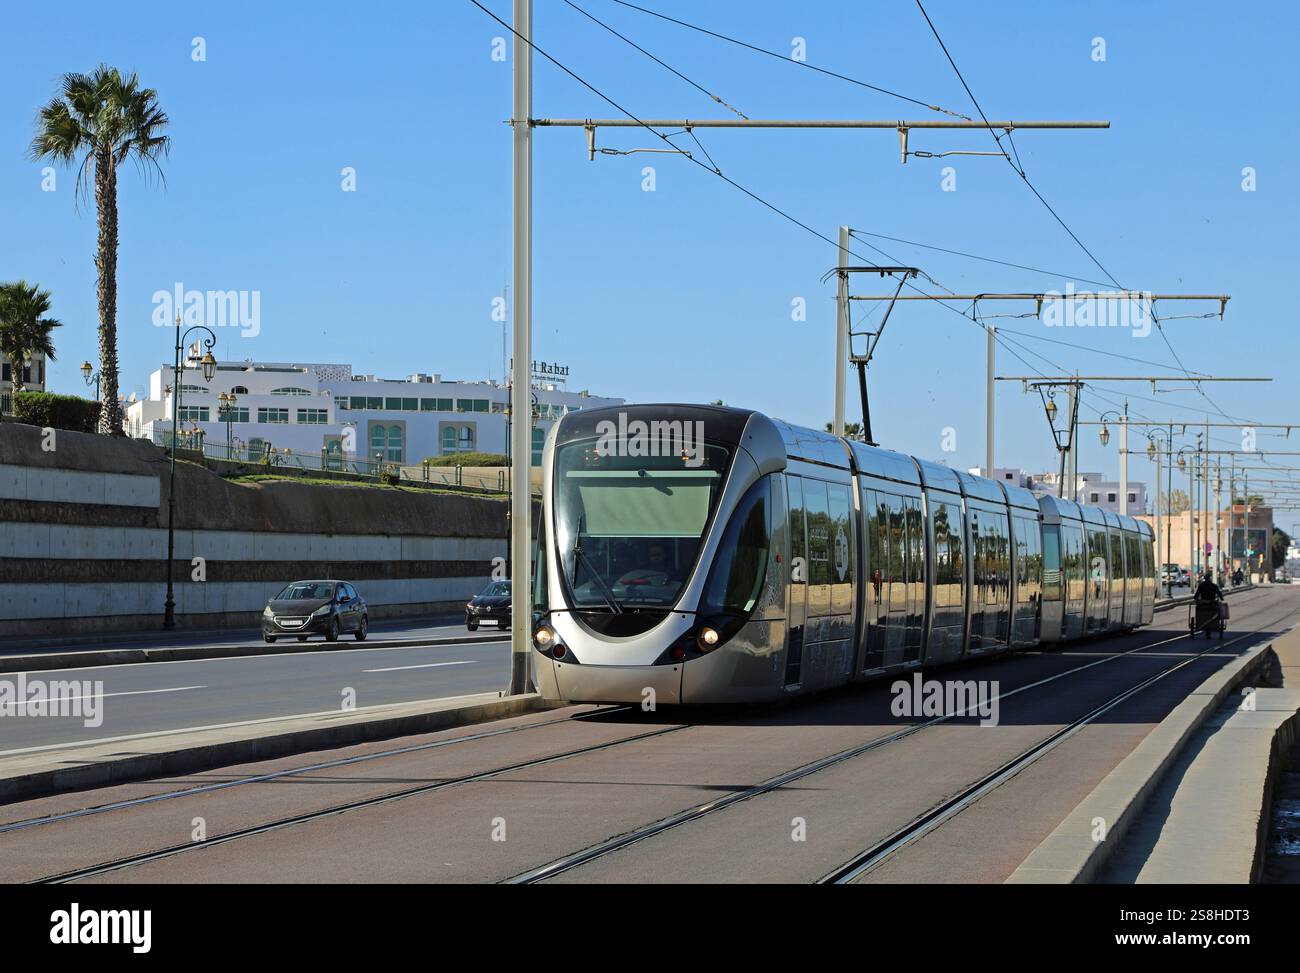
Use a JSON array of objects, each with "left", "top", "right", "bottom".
[
  {"left": 1118, "top": 409, "right": 1128, "bottom": 515},
  {"left": 509, "top": 0, "right": 535, "bottom": 695},
  {"left": 833, "top": 225, "right": 849, "bottom": 437},
  {"left": 985, "top": 325, "right": 995, "bottom": 476}
]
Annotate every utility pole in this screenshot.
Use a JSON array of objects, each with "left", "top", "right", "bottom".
[
  {"left": 985, "top": 324, "right": 995, "bottom": 477},
  {"left": 1119, "top": 408, "right": 1128, "bottom": 515},
  {"left": 1067, "top": 380, "right": 1079, "bottom": 501},
  {"left": 509, "top": 0, "right": 535, "bottom": 696},
  {"left": 833, "top": 225, "right": 849, "bottom": 437}
]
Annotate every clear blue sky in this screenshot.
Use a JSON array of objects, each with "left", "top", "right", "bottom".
[{"left": 2, "top": 1, "right": 1296, "bottom": 490}]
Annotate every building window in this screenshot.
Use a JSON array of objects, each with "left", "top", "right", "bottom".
[
  {"left": 231, "top": 385, "right": 249, "bottom": 395},
  {"left": 371, "top": 424, "right": 404, "bottom": 463},
  {"left": 442, "top": 425, "right": 458, "bottom": 454},
  {"left": 1090, "top": 492, "right": 1099, "bottom": 503},
  {"left": 221, "top": 407, "right": 249, "bottom": 423},
  {"left": 270, "top": 387, "right": 312, "bottom": 396},
  {"left": 297, "top": 408, "right": 328, "bottom": 424},
  {"left": 257, "top": 407, "right": 289, "bottom": 424},
  {"left": 1128, "top": 492, "right": 1137, "bottom": 503},
  {"left": 458, "top": 427, "right": 475, "bottom": 451},
  {"left": 1107, "top": 492, "right": 1117, "bottom": 503},
  {"left": 420, "top": 398, "right": 455, "bottom": 412},
  {"left": 177, "top": 405, "right": 210, "bottom": 422},
  {"left": 179, "top": 384, "right": 209, "bottom": 395},
  {"left": 335, "top": 397, "right": 349, "bottom": 410},
  {"left": 456, "top": 398, "right": 489, "bottom": 413}
]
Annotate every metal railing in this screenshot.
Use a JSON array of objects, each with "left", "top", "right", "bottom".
[{"left": 152, "top": 432, "right": 524, "bottom": 494}]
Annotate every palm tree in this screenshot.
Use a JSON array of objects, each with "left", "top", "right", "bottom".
[
  {"left": 30, "top": 65, "right": 169, "bottom": 435},
  {"left": 0, "top": 281, "right": 61, "bottom": 394}
]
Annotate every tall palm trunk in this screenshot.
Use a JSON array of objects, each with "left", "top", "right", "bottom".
[{"left": 94, "top": 147, "right": 123, "bottom": 435}]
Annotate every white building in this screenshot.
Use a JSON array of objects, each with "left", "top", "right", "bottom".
[
  {"left": 971, "top": 466, "right": 1149, "bottom": 515},
  {"left": 0, "top": 351, "right": 47, "bottom": 415},
  {"left": 123, "top": 359, "right": 623, "bottom": 467}
]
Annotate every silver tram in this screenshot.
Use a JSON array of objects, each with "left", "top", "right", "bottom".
[{"left": 530, "top": 404, "right": 1156, "bottom": 705}]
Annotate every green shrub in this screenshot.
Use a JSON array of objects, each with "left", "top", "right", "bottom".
[
  {"left": 423, "top": 451, "right": 508, "bottom": 467},
  {"left": 12, "top": 391, "right": 100, "bottom": 433}
]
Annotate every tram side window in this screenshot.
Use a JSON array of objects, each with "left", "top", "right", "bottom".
[
  {"left": 887, "top": 495, "right": 907, "bottom": 614},
  {"left": 804, "top": 479, "right": 832, "bottom": 617},
  {"left": 701, "top": 477, "right": 770, "bottom": 617},
  {"left": 786, "top": 477, "right": 806, "bottom": 686},
  {"left": 1089, "top": 529, "right": 1108, "bottom": 598},
  {"left": 1042, "top": 525, "right": 1062, "bottom": 602},
  {"left": 991, "top": 517, "right": 1011, "bottom": 603},
  {"left": 827, "top": 482, "right": 854, "bottom": 614},
  {"left": 789, "top": 478, "right": 807, "bottom": 592},
  {"left": 865, "top": 490, "right": 887, "bottom": 610},
  {"left": 932, "top": 500, "right": 963, "bottom": 608},
  {"left": 1109, "top": 531, "right": 1125, "bottom": 586}
]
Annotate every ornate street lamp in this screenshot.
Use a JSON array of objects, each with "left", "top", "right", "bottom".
[{"left": 164, "top": 314, "right": 217, "bottom": 630}]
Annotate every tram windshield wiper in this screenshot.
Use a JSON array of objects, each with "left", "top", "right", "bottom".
[{"left": 571, "top": 516, "right": 623, "bottom": 614}]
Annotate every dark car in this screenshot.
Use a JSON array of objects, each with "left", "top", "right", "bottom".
[
  {"left": 466, "top": 580, "right": 510, "bottom": 631},
  {"left": 262, "top": 580, "right": 368, "bottom": 644}
]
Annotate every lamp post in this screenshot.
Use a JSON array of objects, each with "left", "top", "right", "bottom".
[
  {"left": 218, "top": 391, "right": 237, "bottom": 457},
  {"left": 1097, "top": 407, "right": 1129, "bottom": 515},
  {"left": 80, "top": 360, "right": 101, "bottom": 402},
  {"left": 1177, "top": 445, "right": 1197, "bottom": 581},
  {"left": 164, "top": 315, "right": 217, "bottom": 630},
  {"left": 1147, "top": 431, "right": 1170, "bottom": 596}
]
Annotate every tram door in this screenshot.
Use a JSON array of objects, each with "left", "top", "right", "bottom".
[
  {"left": 902, "top": 497, "right": 926, "bottom": 665},
  {"left": 784, "top": 476, "right": 807, "bottom": 688}
]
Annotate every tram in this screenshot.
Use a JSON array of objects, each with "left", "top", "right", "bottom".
[{"left": 530, "top": 404, "right": 1156, "bottom": 704}]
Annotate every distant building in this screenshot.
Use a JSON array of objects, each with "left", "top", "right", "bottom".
[
  {"left": 0, "top": 351, "right": 47, "bottom": 415},
  {"left": 123, "top": 359, "right": 623, "bottom": 466},
  {"left": 969, "top": 466, "right": 1148, "bottom": 514}
]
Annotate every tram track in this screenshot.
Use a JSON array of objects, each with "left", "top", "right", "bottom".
[
  {"left": 508, "top": 593, "right": 1287, "bottom": 883},
  {"left": 24, "top": 591, "right": 1281, "bottom": 884},
  {"left": 819, "top": 605, "right": 1298, "bottom": 883},
  {"left": 2, "top": 704, "right": 634, "bottom": 838},
  {"left": 33, "top": 718, "right": 688, "bottom": 884}
]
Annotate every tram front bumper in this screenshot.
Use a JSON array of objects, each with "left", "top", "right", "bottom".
[{"left": 539, "top": 657, "right": 683, "bottom": 706}]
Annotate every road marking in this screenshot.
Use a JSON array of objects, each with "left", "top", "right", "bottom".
[
  {"left": 3, "top": 637, "right": 508, "bottom": 676},
  {"left": 0, "top": 692, "right": 499, "bottom": 758},
  {"left": 363, "top": 661, "right": 477, "bottom": 673},
  {"left": 1, "top": 685, "right": 206, "bottom": 707}
]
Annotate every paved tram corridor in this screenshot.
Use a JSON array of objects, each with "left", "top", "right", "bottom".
[{"left": 1, "top": 587, "right": 1295, "bottom": 884}]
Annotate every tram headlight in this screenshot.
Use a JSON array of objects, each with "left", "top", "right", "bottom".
[
  {"left": 532, "top": 624, "right": 557, "bottom": 650},
  {"left": 696, "top": 626, "right": 720, "bottom": 652}
]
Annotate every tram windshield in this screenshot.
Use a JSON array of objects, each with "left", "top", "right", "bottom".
[{"left": 554, "top": 438, "right": 732, "bottom": 611}]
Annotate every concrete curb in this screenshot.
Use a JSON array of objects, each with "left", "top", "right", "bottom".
[
  {"left": 0, "top": 632, "right": 511, "bottom": 675},
  {"left": 1005, "top": 638, "right": 1279, "bottom": 884},
  {"left": 0, "top": 692, "right": 559, "bottom": 805}
]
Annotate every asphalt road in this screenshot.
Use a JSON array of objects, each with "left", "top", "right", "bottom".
[
  {"left": 0, "top": 615, "right": 504, "bottom": 659},
  {"left": 2, "top": 586, "right": 1294, "bottom": 884},
  {"left": 0, "top": 637, "right": 511, "bottom": 755}
]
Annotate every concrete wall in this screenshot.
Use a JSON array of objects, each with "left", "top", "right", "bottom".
[{"left": 0, "top": 422, "right": 512, "bottom": 637}]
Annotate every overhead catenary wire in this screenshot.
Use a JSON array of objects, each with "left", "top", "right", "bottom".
[
  {"left": 604, "top": 0, "right": 972, "bottom": 120},
  {"left": 560, "top": 0, "right": 748, "bottom": 119},
  {"left": 472, "top": 0, "right": 1269, "bottom": 478},
  {"left": 912, "top": 0, "right": 1250, "bottom": 432},
  {"left": 848, "top": 227, "right": 1115, "bottom": 289}
]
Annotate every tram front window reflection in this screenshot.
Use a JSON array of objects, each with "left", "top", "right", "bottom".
[{"left": 554, "top": 439, "right": 731, "bottom": 611}]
